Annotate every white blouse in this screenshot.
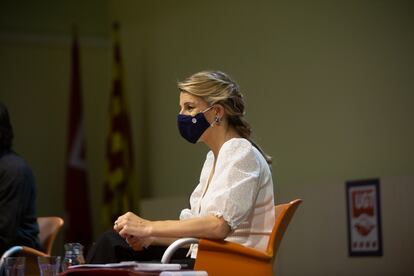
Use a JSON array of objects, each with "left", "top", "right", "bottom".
[{"left": 180, "top": 138, "right": 275, "bottom": 256}]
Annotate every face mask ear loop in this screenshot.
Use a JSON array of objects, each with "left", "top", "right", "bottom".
[
  {"left": 202, "top": 105, "right": 214, "bottom": 114},
  {"left": 202, "top": 105, "right": 221, "bottom": 128},
  {"left": 210, "top": 114, "right": 221, "bottom": 127}
]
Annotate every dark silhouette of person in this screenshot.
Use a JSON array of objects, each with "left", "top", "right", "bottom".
[{"left": 0, "top": 102, "right": 41, "bottom": 255}]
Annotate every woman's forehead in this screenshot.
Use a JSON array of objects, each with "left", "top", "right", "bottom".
[{"left": 179, "top": 92, "right": 203, "bottom": 105}]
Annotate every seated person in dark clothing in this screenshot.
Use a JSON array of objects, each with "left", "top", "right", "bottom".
[{"left": 0, "top": 102, "right": 41, "bottom": 255}]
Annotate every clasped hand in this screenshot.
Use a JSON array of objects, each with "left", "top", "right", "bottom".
[{"left": 114, "top": 212, "right": 154, "bottom": 251}]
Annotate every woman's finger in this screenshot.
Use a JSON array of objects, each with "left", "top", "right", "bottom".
[{"left": 126, "top": 236, "right": 145, "bottom": 251}]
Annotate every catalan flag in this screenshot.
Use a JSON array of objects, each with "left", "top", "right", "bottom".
[{"left": 102, "top": 23, "right": 136, "bottom": 229}]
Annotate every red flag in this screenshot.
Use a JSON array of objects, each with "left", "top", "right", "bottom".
[{"left": 65, "top": 30, "right": 93, "bottom": 247}]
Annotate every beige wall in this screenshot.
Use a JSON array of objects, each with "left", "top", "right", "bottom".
[{"left": 1, "top": 0, "right": 413, "bottom": 275}]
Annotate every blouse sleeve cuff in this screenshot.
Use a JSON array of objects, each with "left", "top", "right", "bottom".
[
  {"left": 208, "top": 211, "right": 238, "bottom": 230},
  {"left": 179, "top": 208, "right": 194, "bottom": 220}
]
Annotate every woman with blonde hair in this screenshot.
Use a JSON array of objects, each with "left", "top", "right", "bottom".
[{"left": 87, "top": 71, "right": 275, "bottom": 267}]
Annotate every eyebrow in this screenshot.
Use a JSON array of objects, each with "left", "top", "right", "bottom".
[{"left": 180, "top": 100, "right": 198, "bottom": 107}]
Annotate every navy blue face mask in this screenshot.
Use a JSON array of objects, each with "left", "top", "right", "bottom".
[{"left": 177, "top": 106, "right": 213, "bottom": 143}]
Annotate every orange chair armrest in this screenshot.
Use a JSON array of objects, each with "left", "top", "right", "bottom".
[
  {"left": 20, "top": 246, "right": 49, "bottom": 257},
  {"left": 198, "top": 239, "right": 272, "bottom": 261}
]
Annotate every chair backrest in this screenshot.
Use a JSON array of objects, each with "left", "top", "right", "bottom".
[
  {"left": 266, "top": 199, "right": 302, "bottom": 259},
  {"left": 191, "top": 199, "right": 302, "bottom": 276},
  {"left": 37, "top": 217, "right": 64, "bottom": 255}
]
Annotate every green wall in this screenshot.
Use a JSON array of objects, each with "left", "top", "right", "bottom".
[
  {"left": 110, "top": 0, "right": 414, "bottom": 197},
  {"left": 0, "top": 0, "right": 111, "bottom": 253}
]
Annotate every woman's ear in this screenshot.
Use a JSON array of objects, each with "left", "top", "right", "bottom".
[{"left": 214, "top": 104, "right": 225, "bottom": 119}]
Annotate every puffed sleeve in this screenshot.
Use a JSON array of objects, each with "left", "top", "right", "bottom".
[{"left": 201, "top": 139, "right": 261, "bottom": 230}]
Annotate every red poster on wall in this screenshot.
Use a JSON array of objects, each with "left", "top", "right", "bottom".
[{"left": 346, "top": 179, "right": 383, "bottom": 256}]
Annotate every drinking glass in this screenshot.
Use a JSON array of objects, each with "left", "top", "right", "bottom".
[
  {"left": 37, "top": 256, "right": 61, "bottom": 276},
  {"left": 62, "top": 242, "right": 85, "bottom": 271},
  {"left": 4, "top": 257, "right": 25, "bottom": 276}
]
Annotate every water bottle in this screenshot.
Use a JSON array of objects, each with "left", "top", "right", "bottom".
[{"left": 62, "top": 243, "right": 85, "bottom": 271}]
